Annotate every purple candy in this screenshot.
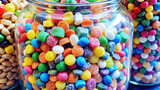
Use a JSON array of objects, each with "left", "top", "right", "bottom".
[
  {"left": 134, "top": 54, "right": 141, "bottom": 58},
  {"left": 106, "top": 86, "right": 113, "bottom": 90},
  {"left": 146, "top": 56, "right": 154, "bottom": 61},
  {"left": 131, "top": 71, "right": 136, "bottom": 77},
  {"left": 151, "top": 40, "right": 158, "bottom": 45},
  {"left": 112, "top": 53, "right": 120, "bottom": 60},
  {"left": 135, "top": 62, "right": 142, "bottom": 68},
  {"left": 86, "top": 78, "right": 96, "bottom": 90},
  {"left": 100, "top": 69, "right": 109, "bottom": 75},
  {"left": 68, "top": 64, "right": 77, "bottom": 70},
  {"left": 81, "top": 62, "right": 91, "bottom": 70},
  {"left": 149, "top": 71, "right": 155, "bottom": 75},
  {"left": 0, "top": 40, "right": 10, "bottom": 47},
  {"left": 117, "top": 81, "right": 122, "bottom": 87},
  {"left": 84, "top": 46, "right": 93, "bottom": 57}
]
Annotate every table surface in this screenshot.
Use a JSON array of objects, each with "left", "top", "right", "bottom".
[{"left": 14, "top": 83, "right": 160, "bottom": 90}]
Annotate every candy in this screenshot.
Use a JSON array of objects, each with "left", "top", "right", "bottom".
[
  {"left": 70, "top": 34, "right": 79, "bottom": 46},
  {"left": 72, "top": 45, "right": 84, "bottom": 57},
  {"left": 64, "top": 54, "right": 76, "bottom": 66},
  {"left": 37, "top": 31, "right": 50, "bottom": 42},
  {"left": 38, "top": 63, "right": 48, "bottom": 72},
  {"left": 56, "top": 81, "right": 66, "bottom": 89},
  {"left": 56, "top": 61, "right": 67, "bottom": 72},
  {"left": 52, "top": 45, "right": 64, "bottom": 54},
  {"left": 78, "top": 37, "right": 89, "bottom": 47},
  {"left": 57, "top": 72, "right": 68, "bottom": 81},
  {"left": 75, "top": 80, "right": 86, "bottom": 89},
  {"left": 67, "top": 72, "right": 78, "bottom": 83},
  {"left": 93, "top": 46, "right": 105, "bottom": 57},
  {"left": 80, "top": 70, "right": 91, "bottom": 81},
  {"left": 76, "top": 56, "right": 86, "bottom": 67},
  {"left": 40, "top": 73, "right": 49, "bottom": 82}
]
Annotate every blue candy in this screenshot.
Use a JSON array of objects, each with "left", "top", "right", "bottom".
[
  {"left": 31, "top": 39, "right": 41, "bottom": 48},
  {"left": 111, "top": 35, "right": 121, "bottom": 45},
  {"left": 81, "top": 62, "right": 91, "bottom": 70},
  {"left": 135, "top": 48, "right": 143, "bottom": 54},
  {"left": 112, "top": 53, "right": 120, "bottom": 60},
  {"left": 154, "top": 2, "right": 160, "bottom": 11},
  {"left": 122, "top": 60, "right": 127, "bottom": 68},
  {"left": 150, "top": 60, "right": 157, "bottom": 67},
  {"left": 40, "top": 73, "right": 49, "bottom": 82},
  {"left": 97, "top": 82, "right": 108, "bottom": 90},
  {"left": 108, "top": 65, "right": 118, "bottom": 73},
  {"left": 100, "top": 51, "right": 110, "bottom": 60},
  {"left": 136, "top": 24, "right": 144, "bottom": 32},
  {"left": 100, "top": 69, "right": 109, "bottom": 76},
  {"left": 26, "top": 82, "right": 33, "bottom": 90},
  {"left": 76, "top": 56, "right": 86, "bottom": 67},
  {"left": 37, "top": 25, "right": 45, "bottom": 31},
  {"left": 24, "top": 23, "right": 31, "bottom": 32},
  {"left": 123, "top": 47, "right": 128, "bottom": 57},
  {"left": 22, "top": 68, "right": 27, "bottom": 75},
  {"left": 65, "top": 84, "right": 76, "bottom": 90},
  {"left": 35, "top": 79, "right": 45, "bottom": 88},
  {"left": 73, "top": 69, "right": 83, "bottom": 76},
  {"left": 132, "top": 48, "right": 136, "bottom": 54},
  {"left": 103, "top": 75, "right": 112, "bottom": 85},
  {"left": 106, "top": 42, "right": 115, "bottom": 53},
  {"left": 75, "top": 80, "right": 86, "bottom": 89},
  {"left": 78, "top": 37, "right": 89, "bottom": 47}
]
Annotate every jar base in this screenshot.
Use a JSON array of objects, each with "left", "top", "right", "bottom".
[{"left": 130, "top": 81, "right": 160, "bottom": 86}]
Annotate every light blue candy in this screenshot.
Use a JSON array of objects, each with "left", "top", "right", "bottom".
[
  {"left": 100, "top": 51, "right": 110, "bottom": 60},
  {"left": 150, "top": 60, "right": 157, "bottom": 67},
  {"left": 103, "top": 75, "right": 112, "bottom": 85},
  {"left": 40, "top": 73, "right": 49, "bottom": 82},
  {"left": 25, "top": 23, "right": 31, "bottom": 32},
  {"left": 35, "top": 79, "right": 45, "bottom": 88},
  {"left": 108, "top": 65, "right": 118, "bottom": 73},
  {"left": 26, "top": 82, "right": 33, "bottom": 90},
  {"left": 136, "top": 24, "right": 144, "bottom": 32},
  {"left": 97, "top": 82, "right": 108, "bottom": 90},
  {"left": 111, "top": 35, "right": 121, "bottom": 45},
  {"left": 76, "top": 56, "right": 86, "bottom": 67},
  {"left": 123, "top": 47, "right": 128, "bottom": 57},
  {"left": 78, "top": 37, "right": 89, "bottom": 47},
  {"left": 22, "top": 68, "right": 27, "bottom": 75},
  {"left": 75, "top": 80, "right": 86, "bottom": 89},
  {"left": 154, "top": 2, "right": 160, "bottom": 11},
  {"left": 31, "top": 39, "right": 41, "bottom": 48},
  {"left": 33, "top": 70, "right": 41, "bottom": 78}
]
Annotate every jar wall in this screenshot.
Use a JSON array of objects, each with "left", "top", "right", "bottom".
[
  {"left": 15, "top": 1, "right": 133, "bottom": 90},
  {"left": 125, "top": 0, "right": 160, "bottom": 86}
]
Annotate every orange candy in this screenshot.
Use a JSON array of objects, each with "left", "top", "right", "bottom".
[
  {"left": 50, "top": 75, "right": 58, "bottom": 83},
  {"left": 35, "top": 48, "right": 42, "bottom": 52},
  {"left": 119, "top": 56, "right": 126, "bottom": 63},
  {"left": 32, "top": 62, "right": 39, "bottom": 69},
  {"left": 123, "top": 27, "right": 129, "bottom": 34},
  {"left": 143, "top": 48, "right": 151, "bottom": 54},
  {"left": 132, "top": 57, "right": 139, "bottom": 63},
  {"left": 72, "top": 45, "right": 84, "bottom": 57},
  {"left": 65, "top": 30, "right": 75, "bottom": 37},
  {"left": 40, "top": 43, "right": 50, "bottom": 52},
  {"left": 46, "top": 81, "right": 56, "bottom": 90},
  {"left": 81, "top": 20, "right": 93, "bottom": 27},
  {"left": 59, "top": 37, "right": 70, "bottom": 46},
  {"left": 63, "top": 48, "right": 72, "bottom": 57},
  {"left": 31, "top": 21, "right": 40, "bottom": 32},
  {"left": 92, "top": 73, "right": 102, "bottom": 83},
  {"left": 39, "top": 52, "right": 47, "bottom": 63},
  {"left": 67, "top": 72, "right": 78, "bottom": 83},
  {"left": 57, "top": 21, "right": 69, "bottom": 31},
  {"left": 152, "top": 21, "right": 160, "bottom": 29},
  {"left": 88, "top": 64, "right": 99, "bottom": 76}
]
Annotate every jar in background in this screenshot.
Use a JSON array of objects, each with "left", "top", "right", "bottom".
[
  {"left": 125, "top": 0, "right": 160, "bottom": 86},
  {"left": 15, "top": 0, "right": 133, "bottom": 89},
  {"left": 0, "top": 0, "right": 27, "bottom": 90}
]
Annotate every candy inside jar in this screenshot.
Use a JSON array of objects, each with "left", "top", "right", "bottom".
[{"left": 15, "top": 0, "right": 133, "bottom": 89}]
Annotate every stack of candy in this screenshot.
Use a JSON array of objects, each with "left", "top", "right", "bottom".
[
  {"left": 126, "top": 0, "right": 160, "bottom": 84},
  {"left": 16, "top": 0, "right": 133, "bottom": 89},
  {"left": 0, "top": 0, "right": 27, "bottom": 89}
]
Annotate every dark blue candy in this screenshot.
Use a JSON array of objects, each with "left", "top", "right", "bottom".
[
  {"left": 132, "top": 48, "right": 136, "bottom": 54},
  {"left": 135, "top": 48, "right": 143, "bottom": 54},
  {"left": 136, "top": 24, "right": 144, "bottom": 32},
  {"left": 65, "top": 84, "right": 76, "bottom": 90},
  {"left": 112, "top": 53, "right": 120, "bottom": 60},
  {"left": 103, "top": 75, "right": 112, "bottom": 85},
  {"left": 0, "top": 40, "right": 10, "bottom": 48},
  {"left": 26, "top": 82, "right": 33, "bottom": 90},
  {"left": 83, "top": 46, "right": 93, "bottom": 57}
]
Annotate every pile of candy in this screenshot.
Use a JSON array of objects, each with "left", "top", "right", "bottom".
[
  {"left": 0, "top": 0, "right": 27, "bottom": 89},
  {"left": 16, "top": 0, "right": 132, "bottom": 90},
  {"left": 126, "top": 0, "right": 160, "bottom": 84}
]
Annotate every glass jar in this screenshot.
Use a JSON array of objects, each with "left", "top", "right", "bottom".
[
  {"left": 0, "top": 0, "right": 27, "bottom": 90},
  {"left": 125, "top": 0, "right": 160, "bottom": 86},
  {"left": 15, "top": 0, "right": 133, "bottom": 89}
]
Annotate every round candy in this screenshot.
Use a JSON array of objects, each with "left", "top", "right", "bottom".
[
  {"left": 75, "top": 80, "right": 86, "bottom": 89},
  {"left": 55, "top": 81, "right": 66, "bottom": 90},
  {"left": 76, "top": 56, "right": 86, "bottom": 67},
  {"left": 57, "top": 72, "right": 68, "bottom": 81},
  {"left": 64, "top": 54, "right": 76, "bottom": 66},
  {"left": 45, "top": 51, "right": 56, "bottom": 61},
  {"left": 40, "top": 73, "right": 49, "bottom": 82},
  {"left": 80, "top": 70, "right": 91, "bottom": 81},
  {"left": 38, "top": 63, "right": 48, "bottom": 72}
]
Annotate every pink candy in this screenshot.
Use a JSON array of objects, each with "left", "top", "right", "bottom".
[
  {"left": 57, "top": 72, "right": 68, "bottom": 81},
  {"left": 24, "top": 66, "right": 32, "bottom": 74},
  {"left": 149, "top": 30, "right": 157, "bottom": 36},
  {"left": 117, "top": 51, "right": 125, "bottom": 58},
  {"left": 91, "top": 26, "right": 102, "bottom": 38},
  {"left": 46, "top": 36, "right": 58, "bottom": 46},
  {"left": 135, "top": 62, "right": 142, "bottom": 68},
  {"left": 156, "top": 45, "right": 160, "bottom": 52},
  {"left": 25, "top": 18, "right": 34, "bottom": 24},
  {"left": 18, "top": 25, "right": 25, "bottom": 34},
  {"left": 146, "top": 55, "right": 155, "bottom": 61},
  {"left": 141, "top": 31, "right": 148, "bottom": 37},
  {"left": 149, "top": 0, "right": 157, "bottom": 5},
  {"left": 121, "top": 69, "right": 128, "bottom": 76},
  {"left": 137, "top": 43, "right": 144, "bottom": 49},
  {"left": 89, "top": 37, "right": 100, "bottom": 48},
  {"left": 140, "top": 1, "right": 149, "bottom": 9}
]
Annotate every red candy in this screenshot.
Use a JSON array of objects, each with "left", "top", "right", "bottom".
[
  {"left": 140, "top": 1, "right": 149, "bottom": 9},
  {"left": 130, "top": 12, "right": 137, "bottom": 20},
  {"left": 149, "top": 0, "right": 157, "bottom": 5},
  {"left": 137, "top": 43, "right": 144, "bottom": 49},
  {"left": 46, "top": 36, "right": 58, "bottom": 46},
  {"left": 117, "top": 51, "right": 125, "bottom": 58},
  {"left": 133, "top": 7, "right": 141, "bottom": 14},
  {"left": 20, "top": 33, "right": 28, "bottom": 42},
  {"left": 0, "top": 6, "right": 6, "bottom": 16}
]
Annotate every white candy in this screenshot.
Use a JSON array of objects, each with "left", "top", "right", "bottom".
[
  {"left": 70, "top": 34, "right": 79, "bottom": 46},
  {"left": 52, "top": 45, "right": 64, "bottom": 54},
  {"left": 149, "top": 44, "right": 158, "bottom": 50},
  {"left": 105, "top": 30, "right": 115, "bottom": 40},
  {"left": 97, "top": 23, "right": 107, "bottom": 32},
  {"left": 154, "top": 72, "right": 160, "bottom": 77},
  {"left": 98, "top": 60, "right": 106, "bottom": 69},
  {"left": 133, "top": 65, "right": 138, "bottom": 70},
  {"left": 139, "top": 37, "right": 147, "bottom": 43},
  {"left": 75, "top": 12, "right": 83, "bottom": 25},
  {"left": 146, "top": 66, "right": 153, "bottom": 71},
  {"left": 111, "top": 70, "right": 120, "bottom": 79},
  {"left": 134, "top": 75, "right": 141, "bottom": 81},
  {"left": 147, "top": 35, "right": 155, "bottom": 42},
  {"left": 144, "top": 75, "right": 152, "bottom": 80},
  {"left": 23, "top": 50, "right": 27, "bottom": 56},
  {"left": 141, "top": 53, "right": 148, "bottom": 59}
]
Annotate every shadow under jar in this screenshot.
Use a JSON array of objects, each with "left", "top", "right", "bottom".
[{"left": 15, "top": 0, "right": 133, "bottom": 90}]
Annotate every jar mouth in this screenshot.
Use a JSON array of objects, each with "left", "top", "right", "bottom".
[{"left": 27, "top": 0, "right": 120, "bottom": 7}]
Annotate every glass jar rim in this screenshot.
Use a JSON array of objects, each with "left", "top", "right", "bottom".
[{"left": 27, "top": 0, "right": 120, "bottom": 7}]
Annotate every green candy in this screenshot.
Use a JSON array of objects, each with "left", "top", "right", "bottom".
[
  {"left": 37, "top": 31, "right": 49, "bottom": 42},
  {"left": 99, "top": 36, "right": 108, "bottom": 46},
  {"left": 0, "top": 34, "right": 4, "bottom": 42},
  {"left": 69, "top": 26, "right": 76, "bottom": 32},
  {"left": 119, "top": 32, "right": 129, "bottom": 43},
  {"left": 139, "top": 58, "right": 146, "bottom": 64},
  {"left": 88, "top": 0, "right": 98, "bottom": 2},
  {"left": 139, "top": 67, "right": 147, "bottom": 73},
  {"left": 142, "top": 19, "right": 150, "bottom": 27},
  {"left": 38, "top": 63, "right": 48, "bottom": 72},
  {"left": 136, "top": 17, "right": 144, "bottom": 22},
  {"left": 52, "top": 27, "right": 65, "bottom": 37},
  {"left": 25, "top": 40, "right": 31, "bottom": 45},
  {"left": 137, "top": 11, "right": 146, "bottom": 17},
  {"left": 128, "top": 0, "right": 134, "bottom": 3},
  {"left": 15, "top": 10, "right": 20, "bottom": 16},
  {"left": 143, "top": 41, "right": 151, "bottom": 48},
  {"left": 48, "top": 70, "right": 57, "bottom": 75},
  {"left": 100, "top": 19, "right": 110, "bottom": 23},
  {"left": 32, "top": 52, "right": 39, "bottom": 61},
  {"left": 65, "top": 0, "right": 77, "bottom": 11},
  {"left": 56, "top": 61, "right": 67, "bottom": 72},
  {"left": 156, "top": 52, "right": 160, "bottom": 56},
  {"left": 149, "top": 50, "right": 156, "bottom": 56}
]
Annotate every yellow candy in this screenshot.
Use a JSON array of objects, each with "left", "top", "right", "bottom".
[
  {"left": 63, "top": 12, "right": 74, "bottom": 24},
  {"left": 115, "top": 43, "right": 122, "bottom": 53},
  {"left": 25, "top": 45, "right": 35, "bottom": 54},
  {"left": 106, "top": 56, "right": 114, "bottom": 68},
  {"left": 145, "top": 5, "right": 153, "bottom": 12},
  {"left": 42, "top": 88, "right": 47, "bottom": 90},
  {"left": 114, "top": 60, "right": 123, "bottom": 70},
  {"left": 78, "top": 87, "right": 87, "bottom": 90},
  {"left": 23, "top": 63, "right": 27, "bottom": 67},
  {"left": 46, "top": 14, "right": 52, "bottom": 20},
  {"left": 155, "top": 62, "right": 160, "bottom": 69},
  {"left": 133, "top": 20, "right": 139, "bottom": 27},
  {"left": 24, "top": 11, "right": 34, "bottom": 18},
  {"left": 122, "top": 76, "right": 127, "bottom": 85},
  {"left": 143, "top": 62, "right": 150, "bottom": 68},
  {"left": 128, "top": 3, "right": 135, "bottom": 11},
  {"left": 137, "top": 0, "right": 144, "bottom": 2},
  {"left": 24, "top": 56, "right": 33, "bottom": 66},
  {"left": 88, "top": 55, "right": 99, "bottom": 64},
  {"left": 133, "top": 38, "right": 140, "bottom": 44},
  {"left": 93, "top": 46, "right": 105, "bottom": 57},
  {"left": 55, "top": 81, "right": 66, "bottom": 90},
  {"left": 45, "top": 51, "right": 56, "bottom": 61},
  {"left": 28, "top": 75, "right": 36, "bottom": 84},
  {"left": 145, "top": 12, "right": 153, "bottom": 20},
  {"left": 27, "top": 30, "right": 36, "bottom": 40},
  {"left": 93, "top": 88, "right": 98, "bottom": 90},
  {"left": 80, "top": 70, "right": 91, "bottom": 81},
  {"left": 4, "top": 45, "right": 14, "bottom": 54},
  {"left": 43, "top": 20, "right": 54, "bottom": 27},
  {"left": 64, "top": 54, "right": 76, "bottom": 66},
  {"left": 134, "top": 27, "right": 137, "bottom": 32},
  {"left": 5, "top": 3, "right": 15, "bottom": 12},
  {"left": 36, "top": 30, "right": 39, "bottom": 37}
]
